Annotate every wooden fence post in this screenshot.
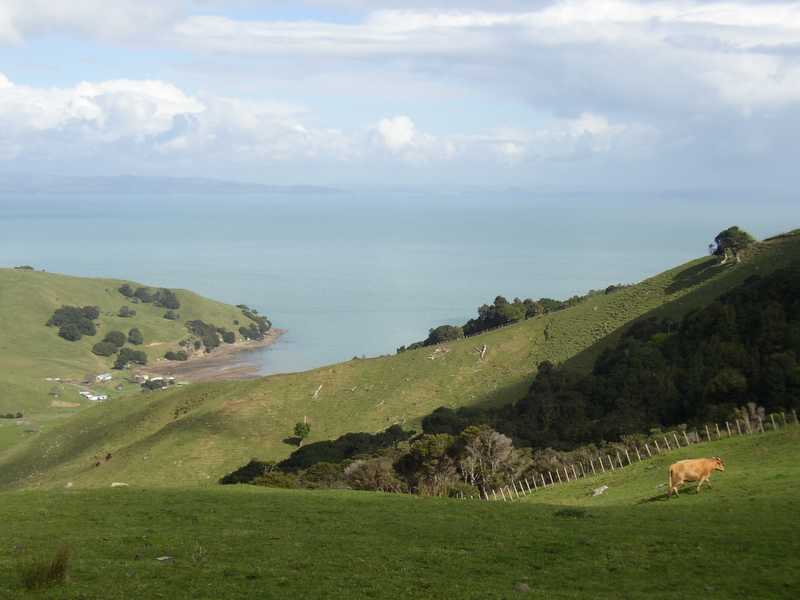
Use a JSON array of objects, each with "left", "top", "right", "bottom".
[
  {"left": 541, "top": 474, "right": 547, "bottom": 488},
  {"left": 705, "top": 424, "right": 711, "bottom": 440},
  {"left": 736, "top": 420, "right": 742, "bottom": 435},
  {"left": 781, "top": 412, "right": 787, "bottom": 426},
  {"left": 645, "top": 443, "right": 652, "bottom": 457},
  {"left": 715, "top": 423, "right": 721, "bottom": 439},
  {"left": 770, "top": 414, "right": 777, "bottom": 431},
  {"left": 599, "top": 457, "right": 606, "bottom": 473},
  {"left": 513, "top": 482, "right": 521, "bottom": 498},
  {"left": 492, "top": 489, "right": 498, "bottom": 501},
  {"left": 792, "top": 409, "right": 798, "bottom": 424},
  {"left": 673, "top": 432, "right": 681, "bottom": 448},
  {"left": 608, "top": 455, "right": 615, "bottom": 471},
  {"left": 572, "top": 465, "right": 578, "bottom": 480},
  {"left": 616, "top": 452, "right": 623, "bottom": 468},
  {"left": 548, "top": 472, "right": 554, "bottom": 486},
  {"left": 653, "top": 439, "right": 661, "bottom": 454},
  {"left": 757, "top": 417, "right": 764, "bottom": 433},
  {"left": 590, "top": 458, "right": 596, "bottom": 474},
  {"left": 726, "top": 421, "right": 732, "bottom": 437},
  {"left": 683, "top": 431, "right": 690, "bottom": 445},
  {"left": 635, "top": 446, "right": 642, "bottom": 461},
  {"left": 664, "top": 437, "right": 671, "bottom": 451},
  {"left": 624, "top": 449, "right": 632, "bottom": 465},
  {"left": 745, "top": 419, "right": 753, "bottom": 434},
  {"left": 556, "top": 469, "right": 563, "bottom": 483},
  {"left": 500, "top": 488, "right": 506, "bottom": 501},
  {"left": 525, "top": 479, "right": 532, "bottom": 493}
]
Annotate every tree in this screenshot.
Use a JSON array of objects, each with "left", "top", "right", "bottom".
[
  {"left": 114, "top": 347, "right": 148, "bottom": 369},
  {"left": 103, "top": 331, "right": 126, "bottom": 348},
  {"left": 222, "top": 331, "right": 236, "bottom": 344},
  {"left": 164, "top": 350, "right": 188, "bottom": 361},
  {"left": 58, "top": 323, "right": 82, "bottom": 341},
  {"left": 118, "top": 306, "right": 136, "bottom": 318},
  {"left": 128, "top": 328, "right": 144, "bottom": 345},
  {"left": 92, "top": 342, "right": 119, "bottom": 357},
  {"left": 154, "top": 288, "right": 180, "bottom": 310},
  {"left": 118, "top": 284, "right": 134, "bottom": 297},
  {"left": 714, "top": 226, "right": 755, "bottom": 264},
  {"left": 293, "top": 421, "right": 311, "bottom": 446},
  {"left": 163, "top": 310, "right": 179, "bottom": 320}
]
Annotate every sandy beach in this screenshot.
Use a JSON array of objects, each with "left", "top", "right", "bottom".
[{"left": 138, "top": 328, "right": 285, "bottom": 383}]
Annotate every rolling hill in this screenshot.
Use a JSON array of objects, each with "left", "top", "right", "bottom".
[
  {"left": 1, "top": 426, "right": 797, "bottom": 599},
  {"left": 0, "top": 268, "right": 265, "bottom": 451},
  {"left": 1, "top": 231, "right": 799, "bottom": 490}
]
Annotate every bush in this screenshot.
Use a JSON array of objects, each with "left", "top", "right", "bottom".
[
  {"left": 344, "top": 458, "right": 404, "bottom": 492},
  {"left": 118, "top": 306, "right": 136, "bottom": 318},
  {"left": 300, "top": 462, "right": 347, "bottom": 489},
  {"left": 164, "top": 350, "right": 188, "bottom": 361},
  {"left": 127, "top": 328, "right": 144, "bottom": 345},
  {"left": 58, "top": 323, "right": 82, "bottom": 341},
  {"left": 114, "top": 347, "right": 147, "bottom": 369},
  {"left": 118, "top": 283, "right": 134, "bottom": 297},
  {"left": 163, "top": 310, "right": 180, "bottom": 321},
  {"left": 17, "top": 546, "right": 71, "bottom": 591},
  {"left": 81, "top": 306, "right": 100, "bottom": 320},
  {"left": 103, "top": 331, "right": 126, "bottom": 348},
  {"left": 220, "top": 460, "right": 276, "bottom": 485},
  {"left": 222, "top": 330, "right": 236, "bottom": 344},
  {"left": 92, "top": 342, "right": 118, "bottom": 357}
]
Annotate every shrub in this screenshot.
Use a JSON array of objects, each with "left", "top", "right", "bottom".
[
  {"left": 81, "top": 306, "right": 100, "bottom": 320},
  {"left": 163, "top": 310, "right": 180, "bottom": 321},
  {"left": 58, "top": 323, "right": 82, "bottom": 342},
  {"left": 118, "top": 306, "right": 136, "bottom": 318},
  {"left": 142, "top": 379, "right": 168, "bottom": 391},
  {"left": 222, "top": 331, "right": 236, "bottom": 344},
  {"left": 344, "top": 458, "right": 404, "bottom": 492},
  {"left": 17, "top": 546, "right": 71, "bottom": 591},
  {"left": 127, "top": 328, "right": 144, "bottom": 345},
  {"left": 103, "top": 331, "right": 126, "bottom": 348},
  {"left": 118, "top": 283, "right": 134, "bottom": 297},
  {"left": 164, "top": 350, "right": 188, "bottom": 361},
  {"left": 92, "top": 342, "right": 118, "bottom": 357},
  {"left": 220, "top": 460, "right": 276, "bottom": 485},
  {"left": 14, "top": 265, "right": 34, "bottom": 271},
  {"left": 299, "top": 462, "right": 347, "bottom": 489}
]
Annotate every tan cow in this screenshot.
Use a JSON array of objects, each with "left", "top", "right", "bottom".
[{"left": 668, "top": 456, "right": 725, "bottom": 497}]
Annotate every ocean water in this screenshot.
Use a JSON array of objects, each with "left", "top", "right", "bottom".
[{"left": 1, "top": 189, "right": 795, "bottom": 374}]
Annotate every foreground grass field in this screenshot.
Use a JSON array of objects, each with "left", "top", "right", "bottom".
[
  {"left": 1, "top": 427, "right": 797, "bottom": 599},
  {"left": 2, "top": 232, "right": 799, "bottom": 488}
]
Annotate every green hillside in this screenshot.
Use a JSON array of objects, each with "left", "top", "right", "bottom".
[
  {"left": 1, "top": 232, "right": 799, "bottom": 490},
  {"left": 1, "top": 426, "right": 797, "bottom": 599},
  {"left": 0, "top": 268, "right": 259, "bottom": 450}
]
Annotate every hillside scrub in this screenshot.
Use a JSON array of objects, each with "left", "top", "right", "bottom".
[
  {"left": 127, "top": 328, "right": 143, "bottom": 345},
  {"left": 91, "top": 342, "right": 118, "bottom": 357},
  {"left": 113, "top": 348, "right": 147, "bottom": 370},
  {"left": 424, "top": 264, "right": 800, "bottom": 451}
]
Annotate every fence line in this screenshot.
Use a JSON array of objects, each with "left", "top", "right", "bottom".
[{"left": 460, "top": 411, "right": 799, "bottom": 503}]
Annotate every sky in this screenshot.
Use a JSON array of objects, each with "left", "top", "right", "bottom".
[{"left": 1, "top": 0, "right": 799, "bottom": 189}]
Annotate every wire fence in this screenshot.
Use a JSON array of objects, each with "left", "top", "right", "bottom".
[{"left": 457, "top": 408, "right": 799, "bottom": 502}]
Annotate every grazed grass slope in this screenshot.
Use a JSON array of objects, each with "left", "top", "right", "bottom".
[
  {"left": 0, "top": 268, "right": 249, "bottom": 447},
  {"left": 0, "top": 428, "right": 797, "bottom": 600},
  {"left": 2, "top": 233, "right": 799, "bottom": 489}
]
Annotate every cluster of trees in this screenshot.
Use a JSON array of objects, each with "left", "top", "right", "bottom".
[
  {"left": 92, "top": 329, "right": 145, "bottom": 359},
  {"left": 398, "top": 289, "right": 627, "bottom": 352},
  {"left": 114, "top": 347, "right": 147, "bottom": 370},
  {"left": 47, "top": 306, "right": 99, "bottom": 341},
  {"left": 1, "top": 412, "right": 23, "bottom": 419},
  {"left": 163, "top": 310, "right": 180, "bottom": 321},
  {"left": 711, "top": 226, "right": 756, "bottom": 264},
  {"left": 118, "top": 284, "right": 181, "bottom": 309},
  {"left": 237, "top": 305, "right": 271, "bottom": 341},
  {"left": 423, "top": 264, "right": 800, "bottom": 450},
  {"left": 185, "top": 320, "right": 237, "bottom": 351},
  {"left": 118, "top": 306, "right": 137, "bottom": 318},
  {"left": 164, "top": 350, "right": 188, "bottom": 361}
]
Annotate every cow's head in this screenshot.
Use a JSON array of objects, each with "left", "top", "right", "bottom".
[{"left": 713, "top": 456, "right": 725, "bottom": 471}]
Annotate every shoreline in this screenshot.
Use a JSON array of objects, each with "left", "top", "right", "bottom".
[{"left": 138, "top": 328, "right": 285, "bottom": 383}]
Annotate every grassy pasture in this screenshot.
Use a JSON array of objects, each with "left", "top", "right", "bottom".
[
  {"left": 0, "top": 427, "right": 797, "bottom": 599},
  {"left": 2, "top": 233, "right": 799, "bottom": 489}
]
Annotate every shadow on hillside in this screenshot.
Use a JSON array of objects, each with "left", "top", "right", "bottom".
[{"left": 665, "top": 257, "right": 725, "bottom": 295}]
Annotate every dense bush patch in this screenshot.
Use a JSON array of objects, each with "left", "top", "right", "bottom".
[
  {"left": 47, "top": 306, "right": 99, "bottom": 341},
  {"left": 91, "top": 342, "right": 119, "bottom": 357},
  {"left": 113, "top": 347, "right": 148, "bottom": 369}
]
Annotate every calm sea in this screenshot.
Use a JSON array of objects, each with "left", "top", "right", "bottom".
[{"left": 1, "top": 189, "right": 795, "bottom": 374}]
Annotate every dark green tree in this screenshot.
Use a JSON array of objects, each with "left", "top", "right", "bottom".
[
  {"left": 103, "top": 331, "right": 126, "bottom": 348},
  {"left": 58, "top": 323, "right": 82, "bottom": 341},
  {"left": 714, "top": 226, "right": 755, "bottom": 264},
  {"left": 128, "top": 328, "right": 144, "bottom": 345},
  {"left": 92, "top": 342, "right": 119, "bottom": 357},
  {"left": 293, "top": 421, "right": 311, "bottom": 447}
]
